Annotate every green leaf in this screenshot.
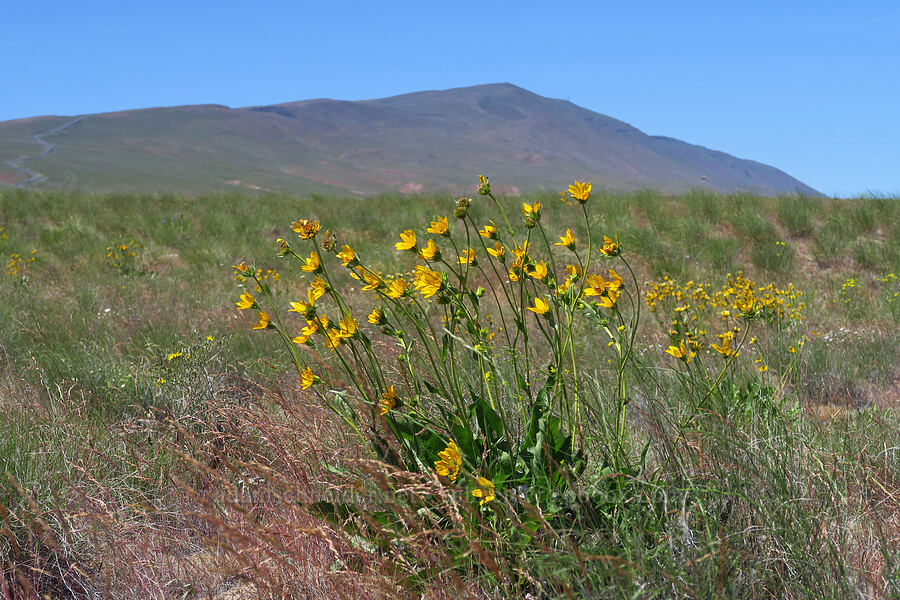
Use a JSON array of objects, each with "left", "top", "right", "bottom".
[
  {"left": 439, "top": 333, "right": 451, "bottom": 361},
  {"left": 391, "top": 413, "right": 446, "bottom": 470},
  {"left": 472, "top": 396, "right": 505, "bottom": 449},
  {"left": 422, "top": 379, "right": 442, "bottom": 396},
  {"left": 308, "top": 500, "right": 354, "bottom": 524},
  {"left": 493, "top": 451, "right": 515, "bottom": 484},
  {"left": 451, "top": 420, "right": 479, "bottom": 466}
]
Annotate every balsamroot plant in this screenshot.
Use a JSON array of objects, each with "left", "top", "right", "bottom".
[{"left": 235, "top": 176, "right": 642, "bottom": 526}]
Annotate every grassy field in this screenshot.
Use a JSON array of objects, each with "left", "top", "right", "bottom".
[{"left": 1, "top": 187, "right": 898, "bottom": 599}]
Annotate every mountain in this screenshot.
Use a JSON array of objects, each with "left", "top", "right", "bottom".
[{"left": 0, "top": 83, "right": 819, "bottom": 196}]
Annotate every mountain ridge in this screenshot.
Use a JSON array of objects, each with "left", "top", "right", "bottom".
[{"left": 0, "top": 83, "right": 819, "bottom": 196}]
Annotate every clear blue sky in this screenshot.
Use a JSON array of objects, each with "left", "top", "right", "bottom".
[{"left": 2, "top": 1, "right": 898, "bottom": 197}]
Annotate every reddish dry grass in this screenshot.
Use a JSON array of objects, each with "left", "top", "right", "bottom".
[{"left": 48, "top": 378, "right": 492, "bottom": 599}]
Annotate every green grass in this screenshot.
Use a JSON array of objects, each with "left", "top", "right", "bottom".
[{"left": 1, "top": 188, "right": 899, "bottom": 598}]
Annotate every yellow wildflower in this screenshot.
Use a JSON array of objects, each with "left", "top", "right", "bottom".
[
  {"left": 472, "top": 476, "right": 496, "bottom": 505},
  {"left": 712, "top": 331, "right": 735, "bottom": 357},
  {"left": 527, "top": 297, "right": 550, "bottom": 315},
  {"left": 600, "top": 235, "right": 619, "bottom": 257},
  {"left": 427, "top": 216, "right": 450, "bottom": 236},
  {"left": 310, "top": 276, "right": 329, "bottom": 300},
  {"left": 457, "top": 248, "right": 477, "bottom": 265},
  {"left": 324, "top": 327, "right": 343, "bottom": 351},
  {"left": 301, "top": 251, "right": 320, "bottom": 273},
  {"left": 236, "top": 292, "right": 255, "bottom": 310},
  {"left": 521, "top": 202, "right": 542, "bottom": 217},
  {"left": 337, "top": 244, "right": 357, "bottom": 267},
  {"left": 528, "top": 260, "right": 548, "bottom": 280},
  {"left": 584, "top": 270, "right": 623, "bottom": 301},
  {"left": 555, "top": 228, "right": 576, "bottom": 250},
  {"left": 486, "top": 242, "right": 506, "bottom": 261},
  {"left": 379, "top": 386, "right": 397, "bottom": 415},
  {"left": 252, "top": 311, "right": 271, "bottom": 330},
  {"left": 289, "top": 287, "right": 319, "bottom": 317},
  {"left": 511, "top": 241, "right": 529, "bottom": 268},
  {"left": 385, "top": 278, "right": 408, "bottom": 299},
  {"left": 665, "top": 340, "right": 695, "bottom": 363},
  {"left": 435, "top": 439, "right": 462, "bottom": 481},
  {"left": 419, "top": 239, "right": 441, "bottom": 261},
  {"left": 299, "top": 366, "right": 317, "bottom": 390},
  {"left": 567, "top": 181, "right": 592, "bottom": 203},
  {"left": 354, "top": 267, "right": 383, "bottom": 291},
  {"left": 413, "top": 265, "right": 443, "bottom": 298},
  {"left": 338, "top": 313, "right": 358, "bottom": 339},
  {"left": 606, "top": 269, "right": 624, "bottom": 292},
  {"left": 297, "top": 315, "right": 330, "bottom": 342},
  {"left": 166, "top": 352, "right": 183, "bottom": 361},
  {"left": 368, "top": 308, "right": 384, "bottom": 325},
  {"left": 291, "top": 219, "right": 321, "bottom": 239},
  {"left": 395, "top": 230, "right": 418, "bottom": 251},
  {"left": 288, "top": 300, "right": 312, "bottom": 318},
  {"left": 479, "top": 221, "right": 497, "bottom": 239}
]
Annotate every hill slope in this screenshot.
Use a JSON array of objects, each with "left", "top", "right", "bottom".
[{"left": 0, "top": 83, "right": 818, "bottom": 196}]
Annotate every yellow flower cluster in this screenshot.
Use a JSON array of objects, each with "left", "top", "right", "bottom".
[
  {"left": 6, "top": 253, "right": 22, "bottom": 276},
  {"left": 880, "top": 272, "right": 899, "bottom": 305},
  {"left": 105, "top": 238, "right": 142, "bottom": 271},
  {"left": 5, "top": 249, "right": 36, "bottom": 277},
  {"left": 838, "top": 277, "right": 857, "bottom": 305},
  {"left": 646, "top": 272, "right": 804, "bottom": 323}
]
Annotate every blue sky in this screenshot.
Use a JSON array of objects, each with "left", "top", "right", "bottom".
[{"left": 1, "top": 1, "right": 897, "bottom": 197}]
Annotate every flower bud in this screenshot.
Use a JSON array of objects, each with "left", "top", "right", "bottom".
[
  {"left": 476, "top": 175, "right": 490, "bottom": 195},
  {"left": 321, "top": 230, "right": 337, "bottom": 252},
  {"left": 276, "top": 238, "right": 292, "bottom": 257}
]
